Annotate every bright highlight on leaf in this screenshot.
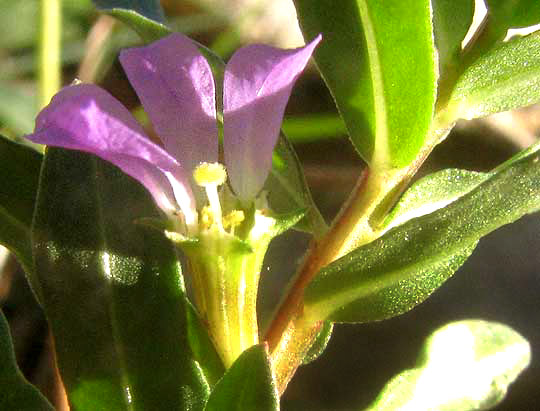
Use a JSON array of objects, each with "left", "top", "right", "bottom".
[
  {"left": 367, "top": 320, "right": 531, "bottom": 411},
  {"left": 294, "top": 0, "right": 437, "bottom": 168},
  {"left": 447, "top": 31, "right": 540, "bottom": 121},
  {"left": 383, "top": 168, "right": 488, "bottom": 231}
]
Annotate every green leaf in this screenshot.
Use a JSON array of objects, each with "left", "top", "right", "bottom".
[
  {"left": 187, "top": 303, "right": 226, "bottom": 387},
  {"left": 486, "top": 0, "right": 540, "bottom": 32},
  {"left": 383, "top": 168, "right": 488, "bottom": 231},
  {"left": 432, "top": 0, "right": 474, "bottom": 75},
  {"left": 32, "top": 149, "right": 209, "bottom": 410},
  {"left": 266, "top": 134, "right": 328, "bottom": 237},
  {"left": 447, "top": 32, "right": 540, "bottom": 121},
  {"left": 204, "top": 345, "right": 278, "bottom": 411},
  {"left": 0, "top": 309, "right": 55, "bottom": 411},
  {"left": 93, "top": 0, "right": 165, "bottom": 23},
  {"left": 92, "top": 0, "right": 171, "bottom": 42},
  {"left": 0, "top": 136, "right": 42, "bottom": 298},
  {"left": 302, "top": 321, "right": 333, "bottom": 365},
  {"left": 304, "top": 142, "right": 540, "bottom": 323},
  {"left": 367, "top": 320, "right": 531, "bottom": 411},
  {"left": 293, "top": 0, "right": 437, "bottom": 168}
]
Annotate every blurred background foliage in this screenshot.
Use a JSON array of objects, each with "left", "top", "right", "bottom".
[{"left": 0, "top": 1, "right": 538, "bottom": 409}]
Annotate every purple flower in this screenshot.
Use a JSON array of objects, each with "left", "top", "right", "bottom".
[{"left": 27, "top": 33, "right": 321, "bottom": 234}]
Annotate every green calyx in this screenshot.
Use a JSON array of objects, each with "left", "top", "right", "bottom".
[
  {"left": 163, "top": 162, "right": 306, "bottom": 368},
  {"left": 169, "top": 207, "right": 276, "bottom": 368}
]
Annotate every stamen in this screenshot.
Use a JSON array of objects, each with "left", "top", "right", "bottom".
[
  {"left": 223, "top": 210, "right": 245, "bottom": 235},
  {"left": 200, "top": 206, "right": 214, "bottom": 230},
  {"left": 193, "top": 162, "right": 227, "bottom": 186},
  {"left": 194, "top": 162, "right": 227, "bottom": 232}
]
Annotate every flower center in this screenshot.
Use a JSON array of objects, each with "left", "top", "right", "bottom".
[{"left": 193, "top": 162, "right": 244, "bottom": 235}]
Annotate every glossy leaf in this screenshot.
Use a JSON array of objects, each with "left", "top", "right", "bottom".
[
  {"left": 204, "top": 345, "right": 278, "bottom": 411},
  {"left": 0, "top": 309, "right": 55, "bottom": 411},
  {"left": 92, "top": 0, "right": 170, "bottom": 43},
  {"left": 302, "top": 321, "right": 333, "bottom": 365},
  {"left": 304, "top": 142, "right": 540, "bottom": 323},
  {"left": 0, "top": 136, "right": 42, "bottom": 298},
  {"left": 486, "top": 0, "right": 540, "bottom": 32},
  {"left": 447, "top": 32, "right": 540, "bottom": 121},
  {"left": 367, "top": 320, "right": 531, "bottom": 411},
  {"left": 293, "top": 0, "right": 437, "bottom": 168},
  {"left": 383, "top": 169, "right": 488, "bottom": 231},
  {"left": 432, "top": 0, "right": 474, "bottom": 74},
  {"left": 32, "top": 149, "right": 209, "bottom": 410}
]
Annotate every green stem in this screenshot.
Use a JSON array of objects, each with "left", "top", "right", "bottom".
[
  {"left": 265, "top": 128, "right": 448, "bottom": 394},
  {"left": 38, "top": 0, "right": 62, "bottom": 109}
]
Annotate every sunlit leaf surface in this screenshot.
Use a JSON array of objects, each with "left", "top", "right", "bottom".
[
  {"left": 448, "top": 32, "right": 540, "bottom": 121},
  {"left": 304, "top": 142, "right": 540, "bottom": 323},
  {"left": 367, "top": 320, "right": 531, "bottom": 411},
  {"left": 486, "top": 0, "right": 540, "bottom": 34},
  {"left": 294, "top": 0, "right": 437, "bottom": 168}
]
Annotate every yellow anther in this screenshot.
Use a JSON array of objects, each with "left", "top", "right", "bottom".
[
  {"left": 199, "top": 206, "right": 214, "bottom": 230},
  {"left": 223, "top": 210, "right": 245, "bottom": 233},
  {"left": 193, "top": 162, "right": 227, "bottom": 187}
]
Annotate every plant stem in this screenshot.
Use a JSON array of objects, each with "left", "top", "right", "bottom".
[
  {"left": 266, "top": 167, "right": 405, "bottom": 391},
  {"left": 38, "top": 0, "right": 62, "bottom": 109},
  {"left": 265, "top": 136, "right": 443, "bottom": 393},
  {"left": 78, "top": 15, "right": 117, "bottom": 83}
]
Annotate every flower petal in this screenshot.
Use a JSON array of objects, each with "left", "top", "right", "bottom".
[
  {"left": 119, "top": 33, "right": 218, "bottom": 180},
  {"left": 223, "top": 35, "right": 321, "bottom": 201},
  {"left": 26, "top": 84, "right": 195, "bottom": 217}
]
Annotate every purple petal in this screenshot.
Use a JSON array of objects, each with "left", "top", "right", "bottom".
[
  {"left": 119, "top": 33, "right": 218, "bottom": 182},
  {"left": 223, "top": 35, "right": 321, "bottom": 201},
  {"left": 26, "top": 84, "right": 195, "bottom": 217}
]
